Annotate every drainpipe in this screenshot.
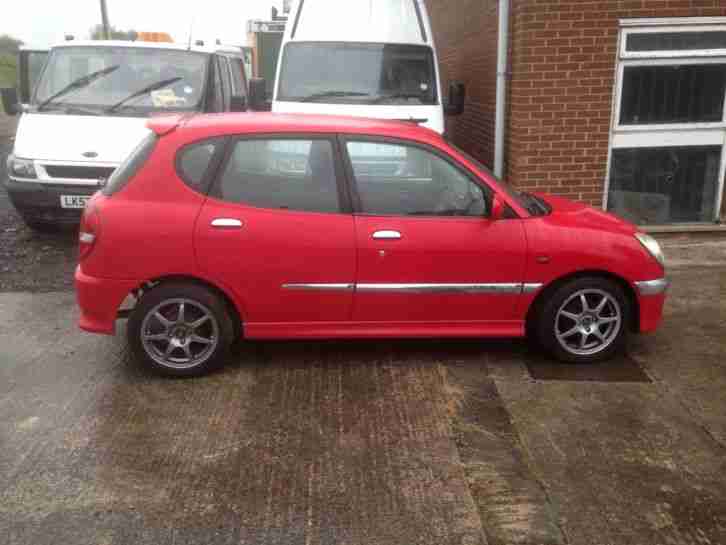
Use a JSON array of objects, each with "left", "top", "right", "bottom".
[{"left": 494, "top": 0, "right": 510, "bottom": 179}]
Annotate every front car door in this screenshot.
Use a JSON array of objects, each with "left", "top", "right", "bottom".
[
  {"left": 195, "top": 135, "right": 356, "bottom": 337},
  {"left": 342, "top": 137, "right": 528, "bottom": 335}
]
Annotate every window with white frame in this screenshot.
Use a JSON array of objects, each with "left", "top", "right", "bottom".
[{"left": 606, "top": 18, "right": 726, "bottom": 224}]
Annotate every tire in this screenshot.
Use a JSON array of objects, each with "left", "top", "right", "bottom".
[
  {"left": 127, "top": 282, "right": 234, "bottom": 377},
  {"left": 534, "top": 277, "right": 630, "bottom": 364}
]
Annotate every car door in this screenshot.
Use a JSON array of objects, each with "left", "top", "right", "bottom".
[
  {"left": 195, "top": 135, "right": 356, "bottom": 328},
  {"left": 342, "top": 137, "right": 527, "bottom": 325}
]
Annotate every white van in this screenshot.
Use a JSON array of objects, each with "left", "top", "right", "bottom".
[
  {"left": 2, "top": 40, "right": 255, "bottom": 231},
  {"left": 271, "top": 0, "right": 465, "bottom": 134}
]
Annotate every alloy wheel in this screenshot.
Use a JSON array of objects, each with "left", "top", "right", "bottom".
[{"left": 554, "top": 289, "right": 622, "bottom": 357}]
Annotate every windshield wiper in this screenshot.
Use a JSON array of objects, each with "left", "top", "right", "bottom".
[
  {"left": 37, "top": 65, "right": 119, "bottom": 111},
  {"left": 372, "top": 93, "right": 425, "bottom": 104},
  {"left": 297, "top": 91, "right": 371, "bottom": 103},
  {"left": 105, "top": 77, "right": 183, "bottom": 114}
]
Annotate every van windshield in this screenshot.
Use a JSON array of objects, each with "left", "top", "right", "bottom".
[
  {"left": 34, "top": 46, "right": 208, "bottom": 116},
  {"left": 278, "top": 42, "right": 437, "bottom": 105}
]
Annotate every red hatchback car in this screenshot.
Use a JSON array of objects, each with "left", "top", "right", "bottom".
[{"left": 76, "top": 113, "right": 668, "bottom": 376}]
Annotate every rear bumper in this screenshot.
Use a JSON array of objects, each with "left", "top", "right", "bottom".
[
  {"left": 634, "top": 278, "right": 669, "bottom": 333},
  {"left": 5, "top": 177, "right": 99, "bottom": 224},
  {"left": 75, "top": 266, "right": 138, "bottom": 335}
]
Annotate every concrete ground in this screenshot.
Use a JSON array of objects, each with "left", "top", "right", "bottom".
[{"left": 2, "top": 113, "right": 726, "bottom": 544}]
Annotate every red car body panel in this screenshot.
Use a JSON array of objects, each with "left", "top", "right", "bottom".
[{"left": 75, "top": 113, "right": 667, "bottom": 340}]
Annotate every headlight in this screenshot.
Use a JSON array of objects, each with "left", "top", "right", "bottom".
[
  {"left": 7, "top": 155, "right": 38, "bottom": 179},
  {"left": 635, "top": 232, "right": 665, "bottom": 269}
]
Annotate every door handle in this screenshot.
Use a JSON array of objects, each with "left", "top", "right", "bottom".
[
  {"left": 372, "top": 230, "right": 401, "bottom": 240},
  {"left": 211, "top": 218, "right": 243, "bottom": 229}
]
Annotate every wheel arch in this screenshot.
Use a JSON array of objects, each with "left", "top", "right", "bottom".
[
  {"left": 525, "top": 270, "right": 640, "bottom": 337},
  {"left": 130, "top": 275, "right": 244, "bottom": 339}
]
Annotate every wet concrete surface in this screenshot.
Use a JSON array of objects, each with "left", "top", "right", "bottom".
[{"left": 2, "top": 117, "right": 726, "bottom": 543}]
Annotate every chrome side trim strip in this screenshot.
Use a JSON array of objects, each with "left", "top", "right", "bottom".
[
  {"left": 522, "top": 283, "right": 544, "bottom": 294},
  {"left": 282, "top": 283, "right": 354, "bottom": 291},
  {"left": 634, "top": 278, "right": 670, "bottom": 296},
  {"left": 356, "top": 283, "right": 523, "bottom": 294}
]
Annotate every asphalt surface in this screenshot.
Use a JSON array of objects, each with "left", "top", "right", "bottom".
[{"left": 2, "top": 113, "right": 726, "bottom": 544}]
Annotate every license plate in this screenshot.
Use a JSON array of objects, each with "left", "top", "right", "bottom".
[{"left": 60, "top": 195, "right": 91, "bottom": 209}]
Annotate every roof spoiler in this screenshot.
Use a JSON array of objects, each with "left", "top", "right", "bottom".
[{"left": 146, "top": 113, "right": 195, "bottom": 136}]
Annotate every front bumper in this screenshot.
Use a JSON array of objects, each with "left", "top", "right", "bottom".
[
  {"left": 634, "top": 277, "right": 669, "bottom": 333},
  {"left": 75, "top": 266, "right": 138, "bottom": 335},
  {"left": 5, "top": 177, "right": 100, "bottom": 224}
]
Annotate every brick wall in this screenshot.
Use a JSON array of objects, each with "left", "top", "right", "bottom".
[
  {"left": 425, "top": 0, "right": 500, "bottom": 168},
  {"left": 428, "top": 0, "right": 726, "bottom": 211}
]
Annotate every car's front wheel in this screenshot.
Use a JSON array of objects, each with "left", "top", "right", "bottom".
[
  {"left": 128, "top": 283, "right": 234, "bottom": 377},
  {"left": 535, "top": 277, "right": 629, "bottom": 364}
]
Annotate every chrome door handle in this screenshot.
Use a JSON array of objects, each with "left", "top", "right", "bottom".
[
  {"left": 372, "top": 230, "right": 401, "bottom": 240},
  {"left": 211, "top": 218, "right": 243, "bottom": 229}
]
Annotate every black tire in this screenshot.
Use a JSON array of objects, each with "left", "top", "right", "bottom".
[
  {"left": 23, "top": 218, "right": 62, "bottom": 233},
  {"left": 127, "top": 282, "right": 234, "bottom": 377},
  {"left": 534, "top": 277, "right": 630, "bottom": 364}
]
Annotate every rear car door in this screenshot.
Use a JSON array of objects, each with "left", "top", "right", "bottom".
[
  {"left": 342, "top": 137, "right": 528, "bottom": 326},
  {"left": 195, "top": 135, "right": 356, "bottom": 328}
]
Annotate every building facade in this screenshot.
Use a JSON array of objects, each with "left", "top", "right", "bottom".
[{"left": 426, "top": 0, "right": 726, "bottom": 226}]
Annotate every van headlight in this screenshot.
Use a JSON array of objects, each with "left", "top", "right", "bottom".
[
  {"left": 635, "top": 232, "right": 665, "bottom": 269},
  {"left": 7, "top": 155, "right": 38, "bottom": 179}
]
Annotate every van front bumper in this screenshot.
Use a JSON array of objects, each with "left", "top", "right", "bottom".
[{"left": 5, "top": 177, "right": 100, "bottom": 225}]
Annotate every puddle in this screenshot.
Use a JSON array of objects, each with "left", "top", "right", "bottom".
[{"left": 525, "top": 352, "right": 651, "bottom": 383}]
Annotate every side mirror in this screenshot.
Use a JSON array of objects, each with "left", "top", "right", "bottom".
[
  {"left": 230, "top": 95, "right": 247, "bottom": 112},
  {"left": 491, "top": 195, "right": 505, "bottom": 221},
  {"left": 1, "top": 88, "right": 19, "bottom": 116},
  {"left": 444, "top": 82, "right": 466, "bottom": 117},
  {"left": 248, "top": 78, "right": 269, "bottom": 111}
]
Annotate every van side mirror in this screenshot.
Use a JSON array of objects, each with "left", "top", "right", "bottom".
[
  {"left": 248, "top": 78, "right": 269, "bottom": 111},
  {"left": 230, "top": 95, "right": 247, "bottom": 112},
  {"left": 491, "top": 195, "right": 505, "bottom": 221},
  {"left": 1, "top": 88, "right": 19, "bottom": 116},
  {"left": 445, "top": 82, "right": 466, "bottom": 116}
]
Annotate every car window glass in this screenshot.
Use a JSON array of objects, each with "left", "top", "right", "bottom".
[
  {"left": 177, "top": 139, "right": 221, "bottom": 191},
  {"left": 346, "top": 141, "right": 489, "bottom": 217},
  {"left": 214, "top": 139, "right": 340, "bottom": 213},
  {"left": 102, "top": 132, "right": 158, "bottom": 196},
  {"left": 208, "top": 57, "right": 224, "bottom": 112},
  {"left": 229, "top": 57, "right": 247, "bottom": 97},
  {"left": 217, "top": 56, "right": 232, "bottom": 109}
]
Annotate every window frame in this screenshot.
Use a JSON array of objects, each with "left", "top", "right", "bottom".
[
  {"left": 207, "top": 133, "right": 353, "bottom": 215},
  {"left": 604, "top": 18, "right": 726, "bottom": 223},
  {"left": 338, "top": 134, "right": 494, "bottom": 219},
  {"left": 174, "top": 136, "right": 228, "bottom": 195}
]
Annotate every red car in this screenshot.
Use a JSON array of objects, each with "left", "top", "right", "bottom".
[{"left": 75, "top": 113, "right": 668, "bottom": 377}]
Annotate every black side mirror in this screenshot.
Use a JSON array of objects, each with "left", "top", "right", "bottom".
[
  {"left": 248, "top": 78, "right": 270, "bottom": 111},
  {"left": 444, "top": 82, "right": 466, "bottom": 117},
  {"left": 1, "top": 88, "right": 19, "bottom": 116},
  {"left": 230, "top": 95, "right": 247, "bottom": 112}
]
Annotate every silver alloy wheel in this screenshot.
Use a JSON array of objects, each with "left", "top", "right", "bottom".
[
  {"left": 554, "top": 289, "right": 622, "bottom": 357},
  {"left": 140, "top": 298, "right": 219, "bottom": 370}
]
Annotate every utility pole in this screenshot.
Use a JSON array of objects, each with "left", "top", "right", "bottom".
[{"left": 99, "top": 0, "right": 111, "bottom": 39}]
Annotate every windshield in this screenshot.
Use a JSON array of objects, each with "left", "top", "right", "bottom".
[
  {"left": 34, "top": 46, "right": 208, "bottom": 115},
  {"left": 449, "top": 143, "right": 550, "bottom": 216},
  {"left": 278, "top": 42, "right": 437, "bottom": 105}
]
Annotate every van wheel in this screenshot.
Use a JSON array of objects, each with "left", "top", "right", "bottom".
[
  {"left": 128, "top": 283, "right": 233, "bottom": 377},
  {"left": 535, "top": 277, "right": 629, "bottom": 364}
]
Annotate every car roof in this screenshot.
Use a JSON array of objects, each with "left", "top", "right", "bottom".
[{"left": 160, "top": 112, "right": 445, "bottom": 145}]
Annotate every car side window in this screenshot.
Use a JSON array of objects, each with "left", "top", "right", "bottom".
[
  {"left": 229, "top": 57, "right": 247, "bottom": 97},
  {"left": 212, "top": 139, "right": 341, "bottom": 213},
  {"left": 177, "top": 138, "right": 223, "bottom": 191},
  {"left": 345, "top": 141, "right": 489, "bottom": 217},
  {"left": 207, "top": 56, "right": 225, "bottom": 112},
  {"left": 216, "top": 56, "right": 232, "bottom": 110}
]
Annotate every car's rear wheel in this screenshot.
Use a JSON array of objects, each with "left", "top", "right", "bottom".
[
  {"left": 128, "top": 283, "right": 233, "bottom": 377},
  {"left": 535, "top": 277, "right": 629, "bottom": 364}
]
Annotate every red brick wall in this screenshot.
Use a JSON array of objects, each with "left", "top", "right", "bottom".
[
  {"left": 509, "top": 0, "right": 726, "bottom": 206},
  {"left": 425, "top": 0, "right": 500, "bottom": 168}
]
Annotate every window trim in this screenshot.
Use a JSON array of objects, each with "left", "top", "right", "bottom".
[
  {"left": 604, "top": 19, "right": 726, "bottom": 223},
  {"left": 338, "top": 134, "right": 495, "bottom": 219},
  {"left": 174, "top": 136, "right": 228, "bottom": 195},
  {"left": 207, "top": 133, "right": 353, "bottom": 215}
]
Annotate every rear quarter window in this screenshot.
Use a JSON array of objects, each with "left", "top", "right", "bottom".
[
  {"left": 176, "top": 138, "right": 224, "bottom": 192},
  {"left": 102, "top": 133, "right": 158, "bottom": 196}
]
